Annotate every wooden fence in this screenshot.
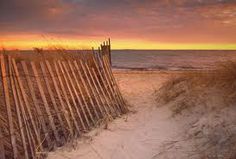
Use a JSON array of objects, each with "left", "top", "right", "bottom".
[{"left": 0, "top": 40, "right": 127, "bottom": 158}]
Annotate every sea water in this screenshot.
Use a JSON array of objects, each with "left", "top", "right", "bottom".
[{"left": 111, "top": 50, "right": 236, "bottom": 71}]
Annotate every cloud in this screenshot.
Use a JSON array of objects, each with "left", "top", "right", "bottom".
[{"left": 0, "top": 0, "right": 236, "bottom": 43}]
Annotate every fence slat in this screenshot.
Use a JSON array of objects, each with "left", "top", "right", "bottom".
[
  {"left": 9, "top": 60, "right": 29, "bottom": 159},
  {"left": 92, "top": 56, "right": 118, "bottom": 116},
  {"left": 11, "top": 58, "right": 42, "bottom": 151},
  {"left": 40, "top": 62, "right": 67, "bottom": 140},
  {"left": 74, "top": 61, "right": 98, "bottom": 124},
  {"left": 103, "top": 56, "right": 128, "bottom": 112},
  {"left": 95, "top": 56, "right": 122, "bottom": 114},
  {"left": 68, "top": 61, "right": 93, "bottom": 128},
  {"left": 45, "top": 61, "right": 74, "bottom": 136},
  {"left": 97, "top": 48, "right": 121, "bottom": 110},
  {"left": 0, "top": 128, "right": 6, "bottom": 159},
  {"left": 103, "top": 56, "right": 123, "bottom": 107},
  {"left": 78, "top": 61, "right": 100, "bottom": 120},
  {"left": 1, "top": 55, "right": 18, "bottom": 159},
  {"left": 60, "top": 61, "right": 87, "bottom": 131},
  {"left": 21, "top": 61, "right": 52, "bottom": 147},
  {"left": 104, "top": 56, "right": 126, "bottom": 105},
  {"left": 53, "top": 61, "right": 80, "bottom": 134},
  {"left": 84, "top": 63, "right": 106, "bottom": 117},
  {"left": 91, "top": 68, "right": 112, "bottom": 117},
  {"left": 0, "top": 55, "right": 6, "bottom": 159},
  {"left": 102, "top": 56, "right": 126, "bottom": 112},
  {"left": 31, "top": 61, "right": 60, "bottom": 145},
  {"left": 12, "top": 62, "right": 36, "bottom": 158}
]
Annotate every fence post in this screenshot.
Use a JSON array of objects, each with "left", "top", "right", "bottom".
[{"left": 108, "top": 38, "right": 112, "bottom": 65}]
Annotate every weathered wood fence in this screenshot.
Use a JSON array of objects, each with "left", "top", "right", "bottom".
[{"left": 0, "top": 40, "right": 127, "bottom": 158}]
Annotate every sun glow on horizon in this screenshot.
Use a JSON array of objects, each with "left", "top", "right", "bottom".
[
  {"left": 0, "top": 1, "right": 235, "bottom": 51},
  {"left": 1, "top": 35, "right": 236, "bottom": 50}
]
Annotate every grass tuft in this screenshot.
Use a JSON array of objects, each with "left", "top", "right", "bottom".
[{"left": 155, "top": 61, "right": 236, "bottom": 159}]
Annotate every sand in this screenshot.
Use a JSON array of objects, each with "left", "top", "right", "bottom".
[{"left": 47, "top": 71, "right": 182, "bottom": 159}]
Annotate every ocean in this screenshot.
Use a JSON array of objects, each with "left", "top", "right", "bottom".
[{"left": 111, "top": 50, "right": 236, "bottom": 71}]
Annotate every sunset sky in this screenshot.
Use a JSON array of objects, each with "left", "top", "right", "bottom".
[{"left": 0, "top": 0, "right": 236, "bottom": 50}]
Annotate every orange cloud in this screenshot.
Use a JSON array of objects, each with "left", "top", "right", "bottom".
[{"left": 0, "top": 0, "right": 235, "bottom": 49}]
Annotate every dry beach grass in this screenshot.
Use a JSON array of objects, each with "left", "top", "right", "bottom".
[{"left": 155, "top": 61, "right": 236, "bottom": 159}]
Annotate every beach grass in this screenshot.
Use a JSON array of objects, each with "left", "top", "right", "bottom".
[{"left": 155, "top": 61, "right": 236, "bottom": 158}]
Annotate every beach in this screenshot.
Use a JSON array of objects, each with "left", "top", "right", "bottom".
[
  {"left": 44, "top": 49, "right": 236, "bottom": 159},
  {"left": 47, "top": 65, "right": 236, "bottom": 159},
  {"left": 1, "top": 0, "right": 236, "bottom": 158},
  {"left": 47, "top": 70, "right": 181, "bottom": 159}
]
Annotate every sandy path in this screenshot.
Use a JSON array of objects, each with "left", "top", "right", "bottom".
[{"left": 48, "top": 71, "right": 180, "bottom": 159}]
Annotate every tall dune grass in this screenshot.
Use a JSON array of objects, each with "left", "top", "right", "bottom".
[
  {"left": 156, "top": 61, "right": 236, "bottom": 114},
  {"left": 155, "top": 61, "right": 236, "bottom": 159}
]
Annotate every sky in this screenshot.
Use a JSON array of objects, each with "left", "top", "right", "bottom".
[{"left": 0, "top": 0, "right": 236, "bottom": 50}]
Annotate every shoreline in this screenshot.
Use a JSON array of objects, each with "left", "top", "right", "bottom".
[{"left": 112, "top": 68, "right": 210, "bottom": 74}]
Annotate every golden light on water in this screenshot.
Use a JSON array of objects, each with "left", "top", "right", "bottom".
[{"left": 111, "top": 39, "right": 236, "bottom": 50}]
